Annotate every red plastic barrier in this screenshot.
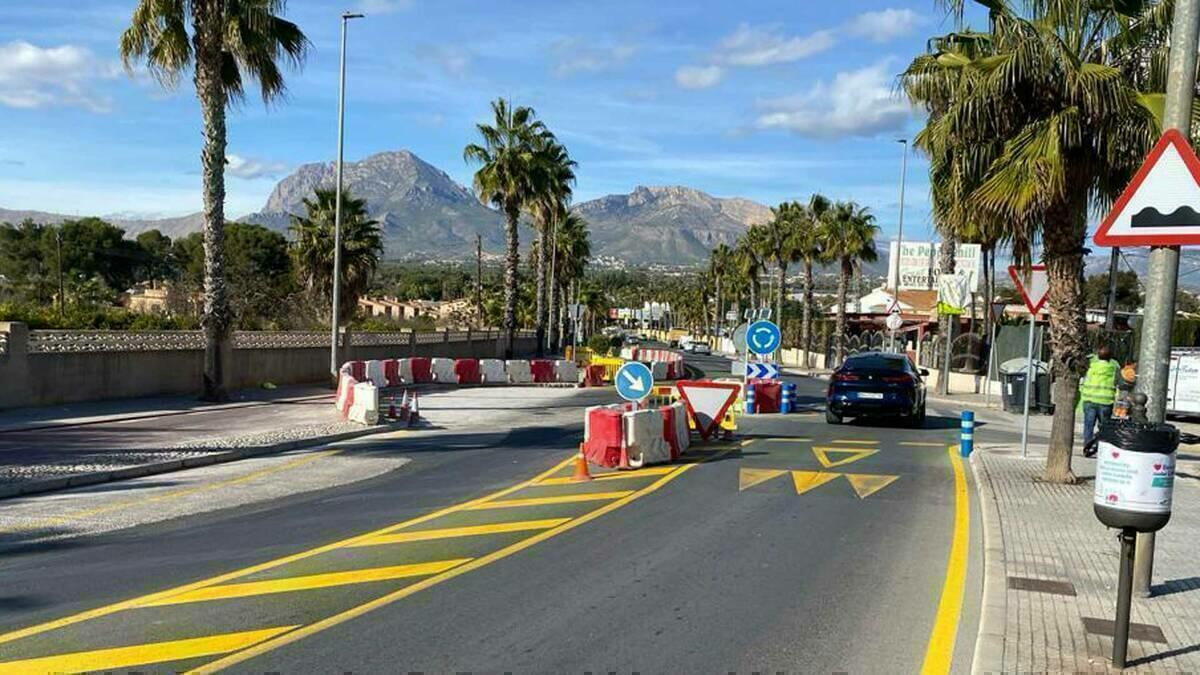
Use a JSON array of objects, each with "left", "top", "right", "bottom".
[
  {"left": 347, "top": 360, "right": 366, "bottom": 381},
  {"left": 410, "top": 357, "right": 433, "bottom": 383},
  {"left": 584, "top": 406, "right": 624, "bottom": 469},
  {"left": 583, "top": 365, "right": 605, "bottom": 387},
  {"left": 660, "top": 405, "right": 681, "bottom": 460},
  {"left": 454, "top": 359, "right": 481, "bottom": 384},
  {"left": 753, "top": 380, "right": 782, "bottom": 414},
  {"left": 530, "top": 359, "right": 555, "bottom": 383},
  {"left": 383, "top": 359, "right": 402, "bottom": 387}
]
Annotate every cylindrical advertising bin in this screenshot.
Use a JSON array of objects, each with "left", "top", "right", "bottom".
[{"left": 1093, "top": 419, "right": 1178, "bottom": 533}]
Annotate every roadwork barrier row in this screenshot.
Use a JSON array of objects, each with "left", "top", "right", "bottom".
[{"left": 582, "top": 400, "right": 691, "bottom": 470}]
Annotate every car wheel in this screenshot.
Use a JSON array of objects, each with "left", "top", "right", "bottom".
[
  {"left": 908, "top": 404, "right": 926, "bottom": 428},
  {"left": 825, "top": 408, "right": 843, "bottom": 424}
]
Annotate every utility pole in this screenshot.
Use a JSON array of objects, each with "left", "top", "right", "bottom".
[
  {"left": 891, "top": 139, "right": 908, "bottom": 351},
  {"left": 329, "top": 11, "right": 364, "bottom": 380},
  {"left": 1105, "top": 247, "right": 1120, "bottom": 331},
  {"left": 475, "top": 233, "right": 483, "bottom": 325},
  {"left": 1132, "top": 0, "right": 1200, "bottom": 598},
  {"left": 55, "top": 227, "right": 64, "bottom": 318}
]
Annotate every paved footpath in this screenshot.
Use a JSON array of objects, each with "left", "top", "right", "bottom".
[{"left": 973, "top": 440, "right": 1200, "bottom": 674}]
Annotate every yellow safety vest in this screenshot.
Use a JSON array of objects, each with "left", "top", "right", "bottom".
[{"left": 1080, "top": 356, "right": 1118, "bottom": 405}]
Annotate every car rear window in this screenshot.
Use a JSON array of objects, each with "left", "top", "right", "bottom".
[{"left": 844, "top": 355, "right": 907, "bottom": 371}]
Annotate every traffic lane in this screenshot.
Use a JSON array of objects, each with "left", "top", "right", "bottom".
[
  {"left": 234, "top": 417, "right": 974, "bottom": 673},
  {"left": 0, "top": 422, "right": 586, "bottom": 636}
]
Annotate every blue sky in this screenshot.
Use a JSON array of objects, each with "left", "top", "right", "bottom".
[{"left": 0, "top": 1, "right": 982, "bottom": 242}]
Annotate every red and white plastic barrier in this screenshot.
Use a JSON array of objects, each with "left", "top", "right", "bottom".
[
  {"left": 624, "top": 408, "right": 671, "bottom": 468},
  {"left": 365, "top": 360, "right": 387, "bottom": 388},
  {"left": 506, "top": 360, "right": 533, "bottom": 384},
  {"left": 481, "top": 359, "right": 507, "bottom": 383},
  {"left": 582, "top": 399, "right": 692, "bottom": 469},
  {"left": 410, "top": 357, "right": 433, "bottom": 383},
  {"left": 555, "top": 359, "right": 579, "bottom": 384},
  {"left": 631, "top": 348, "right": 685, "bottom": 380},
  {"left": 454, "top": 358, "right": 482, "bottom": 384},
  {"left": 529, "top": 359, "right": 555, "bottom": 383},
  {"left": 430, "top": 358, "right": 456, "bottom": 383}
]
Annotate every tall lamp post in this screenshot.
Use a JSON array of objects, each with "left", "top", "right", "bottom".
[
  {"left": 330, "top": 11, "right": 364, "bottom": 380},
  {"left": 890, "top": 139, "right": 908, "bottom": 352}
]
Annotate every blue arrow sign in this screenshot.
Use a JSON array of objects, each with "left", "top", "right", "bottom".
[
  {"left": 744, "top": 362, "right": 780, "bottom": 379},
  {"left": 747, "top": 320, "right": 781, "bottom": 355},
  {"left": 615, "top": 361, "right": 653, "bottom": 402}
]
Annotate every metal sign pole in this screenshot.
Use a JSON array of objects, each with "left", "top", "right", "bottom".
[
  {"left": 984, "top": 320, "right": 1000, "bottom": 407},
  {"left": 1020, "top": 316, "right": 1036, "bottom": 459}
]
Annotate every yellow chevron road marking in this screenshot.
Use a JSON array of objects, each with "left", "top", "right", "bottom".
[
  {"left": 812, "top": 447, "right": 879, "bottom": 468},
  {"left": 349, "top": 520, "right": 570, "bottom": 546},
  {"left": 0, "top": 626, "right": 297, "bottom": 674},
  {"left": 790, "top": 470, "right": 842, "bottom": 495},
  {"left": 739, "top": 468, "right": 786, "bottom": 491},
  {"left": 143, "top": 559, "right": 471, "bottom": 607},
  {"left": 465, "top": 491, "right": 634, "bottom": 510},
  {"left": 538, "top": 466, "right": 677, "bottom": 485}
]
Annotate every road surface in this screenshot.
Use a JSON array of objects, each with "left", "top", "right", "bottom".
[{"left": 0, "top": 349, "right": 1005, "bottom": 673}]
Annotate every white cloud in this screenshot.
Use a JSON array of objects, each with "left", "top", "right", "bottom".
[
  {"left": 755, "top": 62, "right": 911, "bottom": 138},
  {"left": 717, "top": 24, "right": 837, "bottom": 66},
  {"left": 226, "top": 154, "right": 289, "bottom": 180},
  {"left": 356, "top": 0, "right": 413, "bottom": 14},
  {"left": 550, "top": 38, "right": 637, "bottom": 77},
  {"left": 847, "top": 9, "right": 923, "bottom": 43},
  {"left": 418, "top": 44, "right": 471, "bottom": 78},
  {"left": 675, "top": 65, "right": 724, "bottom": 89},
  {"left": 0, "top": 41, "right": 116, "bottom": 112}
]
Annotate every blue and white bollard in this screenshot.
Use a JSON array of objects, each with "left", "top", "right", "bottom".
[
  {"left": 781, "top": 382, "right": 793, "bottom": 414},
  {"left": 960, "top": 410, "right": 975, "bottom": 457},
  {"left": 745, "top": 381, "right": 756, "bottom": 414}
]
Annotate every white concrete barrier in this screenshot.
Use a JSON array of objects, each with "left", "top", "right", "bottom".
[
  {"left": 649, "top": 361, "right": 668, "bottom": 381},
  {"left": 347, "top": 381, "right": 380, "bottom": 425},
  {"left": 506, "top": 359, "right": 533, "bottom": 384},
  {"left": 623, "top": 408, "right": 672, "bottom": 468},
  {"left": 480, "top": 359, "right": 506, "bottom": 384},
  {"left": 398, "top": 357, "right": 413, "bottom": 384},
  {"left": 335, "top": 372, "right": 357, "bottom": 417},
  {"left": 365, "top": 360, "right": 387, "bottom": 388},
  {"left": 670, "top": 400, "right": 690, "bottom": 453},
  {"left": 554, "top": 359, "right": 579, "bottom": 384},
  {"left": 430, "top": 357, "right": 456, "bottom": 383}
]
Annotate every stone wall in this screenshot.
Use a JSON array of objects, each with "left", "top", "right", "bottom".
[{"left": 0, "top": 322, "right": 538, "bottom": 409}]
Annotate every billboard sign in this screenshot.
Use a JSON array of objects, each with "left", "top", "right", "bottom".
[{"left": 887, "top": 241, "right": 981, "bottom": 292}]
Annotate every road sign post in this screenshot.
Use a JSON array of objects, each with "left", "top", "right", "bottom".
[{"left": 1009, "top": 265, "right": 1049, "bottom": 459}]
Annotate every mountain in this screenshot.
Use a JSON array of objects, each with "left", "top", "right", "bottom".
[
  {"left": 575, "top": 185, "right": 772, "bottom": 264},
  {"left": 243, "top": 150, "right": 522, "bottom": 256},
  {"left": 0, "top": 208, "right": 205, "bottom": 240}
]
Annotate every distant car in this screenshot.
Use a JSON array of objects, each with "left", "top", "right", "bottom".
[
  {"left": 689, "top": 341, "right": 711, "bottom": 355},
  {"left": 624, "top": 335, "right": 641, "bottom": 345},
  {"left": 826, "top": 352, "right": 927, "bottom": 426}
]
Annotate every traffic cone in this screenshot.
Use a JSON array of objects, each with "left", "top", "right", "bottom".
[
  {"left": 408, "top": 391, "right": 420, "bottom": 427},
  {"left": 387, "top": 394, "right": 397, "bottom": 420},
  {"left": 570, "top": 444, "right": 593, "bottom": 482},
  {"left": 399, "top": 390, "right": 410, "bottom": 421}
]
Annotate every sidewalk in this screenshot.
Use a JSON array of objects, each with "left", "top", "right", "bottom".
[{"left": 972, "top": 443, "right": 1200, "bottom": 673}]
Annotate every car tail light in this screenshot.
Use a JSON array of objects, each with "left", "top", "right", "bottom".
[
  {"left": 832, "top": 372, "right": 860, "bottom": 382},
  {"left": 882, "top": 375, "right": 914, "bottom": 384}
]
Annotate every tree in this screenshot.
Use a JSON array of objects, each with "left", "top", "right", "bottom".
[
  {"left": 121, "top": 0, "right": 309, "bottom": 401},
  {"left": 176, "top": 223, "right": 296, "bottom": 328},
  {"left": 734, "top": 228, "right": 767, "bottom": 311},
  {"left": 820, "top": 201, "right": 879, "bottom": 365},
  {"left": 549, "top": 209, "right": 590, "bottom": 345},
  {"left": 708, "top": 243, "right": 734, "bottom": 334},
  {"left": 795, "top": 195, "right": 830, "bottom": 364},
  {"left": 1084, "top": 271, "right": 1142, "bottom": 312},
  {"left": 528, "top": 140, "right": 576, "bottom": 351},
  {"left": 903, "top": 0, "right": 1161, "bottom": 482},
  {"left": 760, "top": 202, "right": 803, "bottom": 328},
  {"left": 289, "top": 188, "right": 383, "bottom": 324},
  {"left": 135, "top": 229, "right": 179, "bottom": 283},
  {"left": 464, "top": 99, "right": 554, "bottom": 357}
]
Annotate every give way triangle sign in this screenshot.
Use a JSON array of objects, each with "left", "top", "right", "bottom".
[
  {"left": 1095, "top": 129, "right": 1200, "bottom": 246},
  {"left": 676, "top": 380, "right": 741, "bottom": 440},
  {"left": 1008, "top": 264, "right": 1049, "bottom": 315}
]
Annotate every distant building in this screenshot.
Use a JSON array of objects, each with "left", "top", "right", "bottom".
[
  {"left": 358, "top": 296, "right": 477, "bottom": 326},
  {"left": 121, "top": 283, "right": 171, "bottom": 314}
]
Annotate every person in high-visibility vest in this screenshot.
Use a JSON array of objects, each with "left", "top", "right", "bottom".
[{"left": 1080, "top": 345, "right": 1119, "bottom": 456}]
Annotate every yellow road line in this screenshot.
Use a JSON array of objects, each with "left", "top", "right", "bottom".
[
  {"left": 0, "top": 450, "right": 341, "bottom": 534},
  {"left": 763, "top": 438, "right": 814, "bottom": 443},
  {"left": 0, "top": 455, "right": 577, "bottom": 648},
  {"left": 0, "top": 626, "right": 297, "bottom": 674},
  {"left": 348, "top": 520, "right": 570, "bottom": 546},
  {"left": 464, "top": 491, "right": 634, "bottom": 510},
  {"left": 189, "top": 446, "right": 736, "bottom": 674},
  {"left": 144, "top": 559, "right": 470, "bottom": 607},
  {"left": 830, "top": 439, "right": 879, "bottom": 445},
  {"left": 919, "top": 446, "right": 970, "bottom": 675},
  {"left": 900, "top": 441, "right": 947, "bottom": 448},
  {"left": 537, "top": 466, "right": 677, "bottom": 485}
]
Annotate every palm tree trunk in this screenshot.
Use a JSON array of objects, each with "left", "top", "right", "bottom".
[
  {"left": 503, "top": 208, "right": 519, "bottom": 358},
  {"left": 802, "top": 259, "right": 814, "bottom": 368},
  {"left": 835, "top": 258, "right": 849, "bottom": 365},
  {"left": 193, "top": 0, "right": 231, "bottom": 402},
  {"left": 535, "top": 227, "right": 547, "bottom": 355},
  {"left": 776, "top": 261, "right": 787, "bottom": 333},
  {"left": 937, "top": 235, "right": 957, "bottom": 395},
  {"left": 547, "top": 226, "right": 558, "bottom": 352},
  {"left": 1043, "top": 195, "right": 1089, "bottom": 484},
  {"left": 715, "top": 275, "right": 723, "bottom": 338}
]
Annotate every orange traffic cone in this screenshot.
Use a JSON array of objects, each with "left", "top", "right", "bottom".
[
  {"left": 387, "top": 395, "right": 397, "bottom": 420},
  {"left": 570, "top": 444, "right": 593, "bottom": 482},
  {"left": 408, "top": 391, "right": 420, "bottom": 426},
  {"left": 399, "top": 390, "right": 410, "bottom": 421}
]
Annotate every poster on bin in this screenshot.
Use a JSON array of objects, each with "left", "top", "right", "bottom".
[{"left": 1093, "top": 442, "right": 1175, "bottom": 514}]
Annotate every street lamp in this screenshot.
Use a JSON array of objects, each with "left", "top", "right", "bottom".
[
  {"left": 890, "top": 139, "right": 908, "bottom": 351},
  {"left": 330, "top": 11, "right": 364, "bottom": 380}
]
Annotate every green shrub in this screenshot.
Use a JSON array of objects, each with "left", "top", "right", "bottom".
[{"left": 587, "top": 334, "right": 610, "bottom": 355}]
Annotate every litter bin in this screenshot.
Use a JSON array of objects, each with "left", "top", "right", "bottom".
[{"left": 1000, "top": 358, "right": 1050, "bottom": 414}]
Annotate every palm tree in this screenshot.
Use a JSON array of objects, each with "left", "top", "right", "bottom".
[
  {"left": 796, "top": 194, "right": 831, "bottom": 366},
  {"left": 734, "top": 228, "right": 767, "bottom": 311},
  {"left": 465, "top": 99, "right": 554, "bottom": 357},
  {"left": 288, "top": 189, "right": 383, "bottom": 323},
  {"left": 531, "top": 143, "right": 576, "bottom": 351},
  {"left": 820, "top": 201, "right": 879, "bottom": 365},
  {"left": 708, "top": 243, "right": 734, "bottom": 336},
  {"left": 761, "top": 202, "right": 802, "bottom": 328},
  {"left": 550, "top": 210, "right": 590, "bottom": 346},
  {"left": 120, "top": 0, "right": 308, "bottom": 401},
  {"left": 903, "top": 1, "right": 1161, "bottom": 483}
]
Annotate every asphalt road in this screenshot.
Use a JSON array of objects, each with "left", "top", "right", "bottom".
[{"left": 0, "top": 350, "right": 989, "bottom": 674}]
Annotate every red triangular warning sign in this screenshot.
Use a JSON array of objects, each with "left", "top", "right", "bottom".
[
  {"left": 1008, "top": 264, "right": 1049, "bottom": 316},
  {"left": 676, "top": 380, "right": 741, "bottom": 440},
  {"left": 1095, "top": 129, "right": 1200, "bottom": 246}
]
